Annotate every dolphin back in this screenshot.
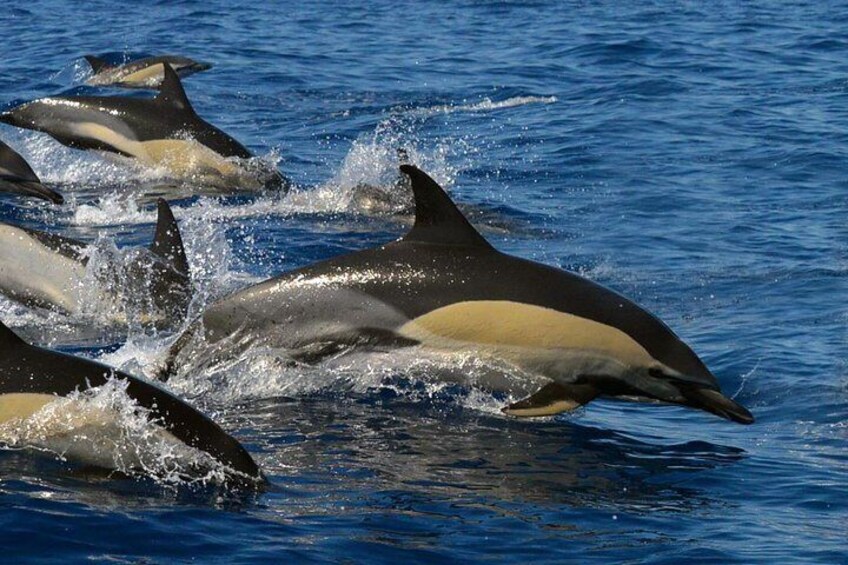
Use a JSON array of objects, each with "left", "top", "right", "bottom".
[{"left": 0, "top": 320, "right": 262, "bottom": 479}]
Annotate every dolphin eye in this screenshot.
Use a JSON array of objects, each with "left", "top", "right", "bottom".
[{"left": 648, "top": 367, "right": 665, "bottom": 378}]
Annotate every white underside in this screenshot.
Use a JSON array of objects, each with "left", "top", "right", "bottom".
[
  {"left": 0, "top": 391, "right": 183, "bottom": 471},
  {"left": 0, "top": 226, "right": 88, "bottom": 313}
]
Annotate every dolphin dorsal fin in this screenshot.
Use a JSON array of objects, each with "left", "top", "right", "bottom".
[
  {"left": 0, "top": 319, "right": 26, "bottom": 350},
  {"left": 155, "top": 64, "right": 194, "bottom": 113},
  {"left": 150, "top": 199, "right": 190, "bottom": 277},
  {"left": 400, "top": 165, "right": 491, "bottom": 248},
  {"left": 84, "top": 54, "right": 111, "bottom": 73},
  {"left": 0, "top": 139, "right": 39, "bottom": 182}
]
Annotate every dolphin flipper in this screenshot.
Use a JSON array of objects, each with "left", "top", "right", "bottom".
[
  {"left": 502, "top": 382, "right": 600, "bottom": 417},
  {"left": 503, "top": 376, "right": 754, "bottom": 424}
]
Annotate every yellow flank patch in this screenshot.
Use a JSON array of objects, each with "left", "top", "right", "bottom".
[
  {"left": 0, "top": 393, "right": 56, "bottom": 425},
  {"left": 139, "top": 139, "right": 239, "bottom": 176},
  {"left": 399, "top": 300, "right": 653, "bottom": 366},
  {"left": 120, "top": 63, "right": 165, "bottom": 85},
  {"left": 69, "top": 123, "right": 238, "bottom": 177}
]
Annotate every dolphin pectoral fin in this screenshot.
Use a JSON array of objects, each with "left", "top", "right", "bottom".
[
  {"left": 291, "top": 328, "right": 420, "bottom": 364},
  {"left": 679, "top": 386, "right": 754, "bottom": 425},
  {"left": 502, "top": 382, "right": 600, "bottom": 418}
]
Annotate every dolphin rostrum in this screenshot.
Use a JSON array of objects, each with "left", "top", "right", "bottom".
[
  {"left": 0, "top": 138, "right": 63, "bottom": 204},
  {"left": 167, "top": 165, "right": 754, "bottom": 425},
  {"left": 1, "top": 64, "right": 286, "bottom": 191},
  {"left": 0, "top": 198, "right": 192, "bottom": 327},
  {"left": 0, "top": 319, "right": 261, "bottom": 480},
  {"left": 85, "top": 54, "right": 212, "bottom": 89}
]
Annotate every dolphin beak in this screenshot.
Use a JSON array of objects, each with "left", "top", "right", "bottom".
[
  {"left": 190, "top": 62, "right": 213, "bottom": 73},
  {"left": 12, "top": 180, "right": 64, "bottom": 204}
]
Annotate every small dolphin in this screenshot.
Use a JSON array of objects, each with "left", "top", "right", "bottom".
[
  {"left": 0, "top": 139, "right": 63, "bottom": 204},
  {"left": 169, "top": 165, "right": 753, "bottom": 425},
  {"left": 0, "top": 319, "right": 261, "bottom": 480},
  {"left": 85, "top": 54, "right": 212, "bottom": 89},
  {"left": 1, "top": 64, "right": 286, "bottom": 191},
  {"left": 0, "top": 198, "right": 191, "bottom": 327}
]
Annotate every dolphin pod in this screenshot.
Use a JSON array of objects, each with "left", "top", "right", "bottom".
[
  {"left": 0, "top": 198, "right": 192, "bottom": 328},
  {"left": 0, "top": 319, "right": 261, "bottom": 480},
  {"left": 167, "top": 165, "right": 753, "bottom": 425},
  {"left": 85, "top": 54, "right": 212, "bottom": 89},
  {"left": 0, "top": 138, "right": 63, "bottom": 204},
  {"left": 1, "top": 64, "right": 287, "bottom": 192},
  {"left": 0, "top": 55, "right": 755, "bottom": 483}
]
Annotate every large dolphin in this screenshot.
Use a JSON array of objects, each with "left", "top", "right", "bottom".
[
  {"left": 85, "top": 54, "right": 212, "bottom": 89},
  {"left": 167, "top": 165, "right": 754, "bottom": 425},
  {"left": 0, "top": 64, "right": 286, "bottom": 191},
  {"left": 0, "top": 319, "right": 261, "bottom": 480},
  {"left": 0, "top": 198, "right": 191, "bottom": 327},
  {"left": 0, "top": 139, "right": 63, "bottom": 204}
]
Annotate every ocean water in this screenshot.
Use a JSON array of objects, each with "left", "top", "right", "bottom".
[{"left": 0, "top": 1, "right": 846, "bottom": 562}]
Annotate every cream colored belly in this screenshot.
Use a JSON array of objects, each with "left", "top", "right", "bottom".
[
  {"left": 0, "top": 393, "right": 56, "bottom": 425},
  {"left": 0, "top": 226, "right": 87, "bottom": 313},
  {"left": 0, "top": 391, "right": 184, "bottom": 471},
  {"left": 398, "top": 300, "right": 657, "bottom": 381},
  {"left": 119, "top": 63, "right": 165, "bottom": 86},
  {"left": 69, "top": 123, "right": 240, "bottom": 178}
]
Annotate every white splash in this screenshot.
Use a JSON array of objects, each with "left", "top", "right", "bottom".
[
  {"left": 415, "top": 95, "right": 558, "bottom": 117},
  {"left": 0, "top": 379, "right": 233, "bottom": 485}
]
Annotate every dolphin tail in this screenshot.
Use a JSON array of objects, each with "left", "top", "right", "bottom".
[{"left": 678, "top": 385, "right": 754, "bottom": 425}]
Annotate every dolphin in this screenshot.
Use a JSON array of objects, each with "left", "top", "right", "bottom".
[
  {"left": 85, "top": 54, "right": 212, "bottom": 89},
  {"left": 0, "top": 139, "right": 63, "bottom": 204},
  {"left": 168, "top": 165, "right": 753, "bottom": 425},
  {"left": 0, "top": 64, "right": 286, "bottom": 191},
  {"left": 0, "top": 319, "right": 261, "bottom": 480},
  {"left": 0, "top": 198, "right": 192, "bottom": 327}
]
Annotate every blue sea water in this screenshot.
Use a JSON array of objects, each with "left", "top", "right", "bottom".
[{"left": 0, "top": 0, "right": 846, "bottom": 562}]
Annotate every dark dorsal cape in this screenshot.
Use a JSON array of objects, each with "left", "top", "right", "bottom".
[{"left": 0, "top": 320, "right": 261, "bottom": 479}]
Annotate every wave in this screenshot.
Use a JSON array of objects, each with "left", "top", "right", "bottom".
[{"left": 414, "top": 95, "right": 558, "bottom": 117}]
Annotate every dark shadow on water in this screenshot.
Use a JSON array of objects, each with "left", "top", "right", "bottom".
[
  {"left": 247, "top": 391, "right": 747, "bottom": 518},
  {"left": 0, "top": 449, "right": 264, "bottom": 511}
]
